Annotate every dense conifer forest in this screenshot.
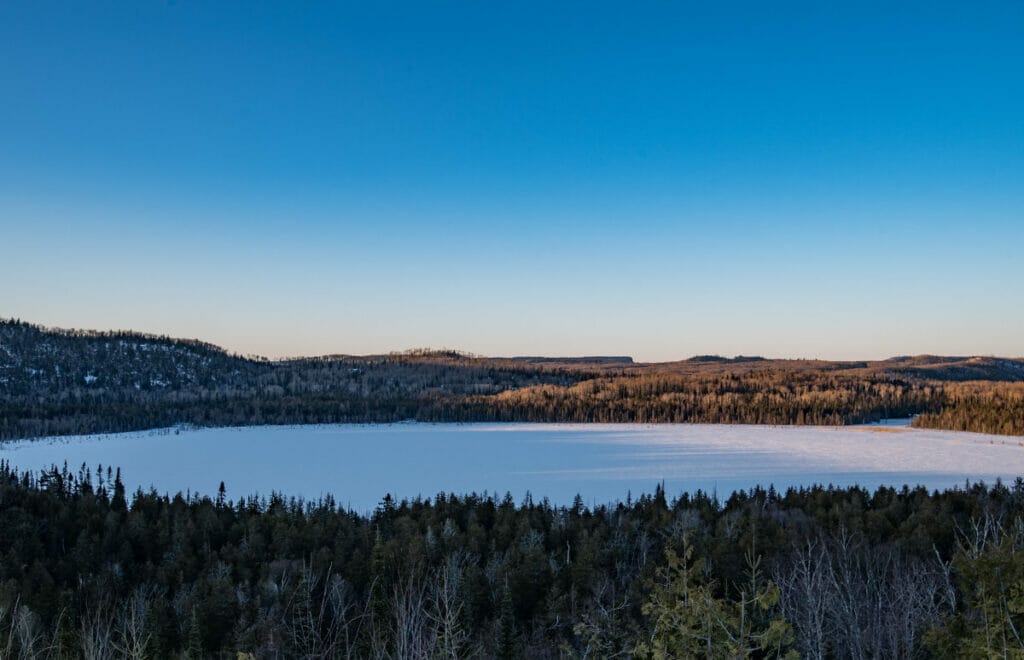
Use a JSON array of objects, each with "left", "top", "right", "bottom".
[
  {"left": 3, "top": 462, "right": 1024, "bottom": 657},
  {"left": 3, "top": 319, "right": 1024, "bottom": 657},
  {"left": 2, "top": 319, "right": 1023, "bottom": 439}
]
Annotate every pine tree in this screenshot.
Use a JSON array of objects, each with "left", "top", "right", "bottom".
[
  {"left": 112, "top": 467, "right": 127, "bottom": 513},
  {"left": 496, "top": 580, "right": 518, "bottom": 660}
]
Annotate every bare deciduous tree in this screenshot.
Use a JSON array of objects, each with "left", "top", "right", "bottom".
[
  {"left": 774, "top": 531, "right": 951, "bottom": 659},
  {"left": 287, "top": 562, "right": 366, "bottom": 659},
  {"left": 113, "top": 585, "right": 159, "bottom": 660},
  {"left": 429, "top": 552, "right": 468, "bottom": 660},
  {"left": 80, "top": 604, "right": 115, "bottom": 660},
  {"left": 389, "top": 574, "right": 435, "bottom": 660},
  {"left": 773, "top": 540, "right": 830, "bottom": 660}
]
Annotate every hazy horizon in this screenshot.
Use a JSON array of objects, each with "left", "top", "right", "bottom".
[
  {"left": 2, "top": 2, "right": 1022, "bottom": 362},
  {"left": 7, "top": 315, "right": 1024, "bottom": 364}
]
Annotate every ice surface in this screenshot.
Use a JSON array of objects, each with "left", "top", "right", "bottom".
[{"left": 2, "top": 422, "right": 1023, "bottom": 513}]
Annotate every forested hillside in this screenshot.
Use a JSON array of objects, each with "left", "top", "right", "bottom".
[
  {"left": 2, "top": 319, "right": 1023, "bottom": 439},
  {"left": 3, "top": 462, "right": 1024, "bottom": 657},
  {"left": 913, "top": 382, "right": 1024, "bottom": 436}
]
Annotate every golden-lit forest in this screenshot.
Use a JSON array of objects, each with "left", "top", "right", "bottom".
[{"left": 913, "top": 382, "right": 1024, "bottom": 436}]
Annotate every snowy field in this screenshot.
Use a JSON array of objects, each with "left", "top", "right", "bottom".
[{"left": 2, "top": 422, "right": 1024, "bottom": 512}]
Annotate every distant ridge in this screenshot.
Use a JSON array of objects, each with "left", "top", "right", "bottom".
[
  {"left": 685, "top": 355, "right": 766, "bottom": 363},
  {"left": 2, "top": 317, "right": 1024, "bottom": 439},
  {"left": 507, "top": 356, "right": 634, "bottom": 364},
  {"left": 4, "top": 318, "right": 1020, "bottom": 369}
]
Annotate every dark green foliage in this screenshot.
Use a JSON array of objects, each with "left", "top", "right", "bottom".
[
  {"left": 2, "top": 461, "right": 1024, "bottom": 656},
  {"left": 0, "top": 319, "right": 580, "bottom": 440},
  {"left": 496, "top": 582, "right": 518, "bottom": 660}
]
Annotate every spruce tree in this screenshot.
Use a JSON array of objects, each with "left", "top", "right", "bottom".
[{"left": 496, "top": 580, "right": 518, "bottom": 660}]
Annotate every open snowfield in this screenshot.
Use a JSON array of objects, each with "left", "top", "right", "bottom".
[{"left": 3, "top": 422, "right": 1024, "bottom": 512}]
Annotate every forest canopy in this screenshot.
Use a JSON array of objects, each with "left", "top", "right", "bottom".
[
  {"left": 2, "top": 319, "right": 1023, "bottom": 439},
  {"left": 2, "top": 462, "right": 1024, "bottom": 657}
]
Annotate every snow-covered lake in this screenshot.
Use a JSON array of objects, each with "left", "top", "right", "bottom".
[{"left": 3, "top": 422, "right": 1024, "bottom": 512}]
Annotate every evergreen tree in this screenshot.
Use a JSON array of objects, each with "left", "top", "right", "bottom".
[{"left": 496, "top": 580, "right": 518, "bottom": 660}]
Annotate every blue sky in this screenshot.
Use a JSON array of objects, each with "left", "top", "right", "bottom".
[{"left": 2, "top": 1, "right": 1022, "bottom": 361}]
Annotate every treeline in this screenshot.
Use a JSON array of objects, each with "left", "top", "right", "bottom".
[
  {"left": 422, "top": 373, "right": 941, "bottom": 425},
  {"left": 0, "top": 395, "right": 423, "bottom": 440},
  {"left": 914, "top": 382, "right": 1024, "bottom": 436},
  {"left": 0, "top": 319, "right": 578, "bottom": 403},
  {"left": 0, "top": 373, "right": 943, "bottom": 440},
  {"left": 3, "top": 463, "right": 1024, "bottom": 657},
  {"left": 4, "top": 318, "right": 1024, "bottom": 439}
]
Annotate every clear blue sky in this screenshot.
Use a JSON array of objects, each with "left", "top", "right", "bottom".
[{"left": 2, "top": 1, "right": 1022, "bottom": 361}]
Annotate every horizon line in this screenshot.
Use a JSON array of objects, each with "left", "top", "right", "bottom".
[{"left": 4, "top": 316, "right": 1021, "bottom": 365}]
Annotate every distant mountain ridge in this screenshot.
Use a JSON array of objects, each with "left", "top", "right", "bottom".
[
  {"left": 2, "top": 318, "right": 1023, "bottom": 439},
  {"left": 506, "top": 355, "right": 634, "bottom": 365},
  {"left": 5, "top": 318, "right": 1022, "bottom": 382},
  {"left": 879, "top": 355, "right": 1024, "bottom": 382}
]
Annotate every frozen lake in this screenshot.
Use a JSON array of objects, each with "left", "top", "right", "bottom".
[{"left": 3, "top": 422, "right": 1024, "bottom": 511}]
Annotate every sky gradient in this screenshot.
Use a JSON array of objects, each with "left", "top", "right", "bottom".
[{"left": 2, "top": 1, "right": 1022, "bottom": 361}]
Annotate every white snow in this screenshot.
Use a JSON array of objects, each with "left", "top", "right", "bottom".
[{"left": 2, "top": 422, "right": 1023, "bottom": 513}]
